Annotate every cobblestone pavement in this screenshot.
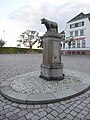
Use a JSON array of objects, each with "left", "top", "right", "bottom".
[{"left": 0, "top": 54, "right": 90, "bottom": 120}]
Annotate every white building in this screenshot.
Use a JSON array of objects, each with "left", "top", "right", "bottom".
[{"left": 62, "top": 12, "right": 90, "bottom": 55}]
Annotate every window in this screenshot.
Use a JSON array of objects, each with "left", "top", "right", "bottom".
[
  {"left": 75, "top": 31, "right": 78, "bottom": 36},
  {"left": 77, "top": 51, "right": 80, "bottom": 55},
  {"left": 82, "top": 40, "right": 86, "bottom": 48},
  {"left": 72, "top": 41, "right": 75, "bottom": 48},
  {"left": 70, "top": 31, "right": 73, "bottom": 37},
  {"left": 70, "top": 24, "right": 75, "bottom": 28},
  {"left": 82, "top": 21, "right": 84, "bottom": 26},
  {"left": 78, "top": 21, "right": 84, "bottom": 27},
  {"left": 75, "top": 23, "right": 78, "bottom": 27},
  {"left": 72, "top": 51, "right": 75, "bottom": 55},
  {"left": 80, "top": 29, "right": 84, "bottom": 36},
  {"left": 82, "top": 51, "right": 86, "bottom": 55},
  {"left": 70, "top": 21, "right": 84, "bottom": 29},
  {"left": 77, "top": 40, "right": 80, "bottom": 48},
  {"left": 78, "top": 22, "right": 82, "bottom": 27}
]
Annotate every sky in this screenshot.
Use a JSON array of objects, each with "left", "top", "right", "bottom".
[{"left": 0, "top": 0, "right": 90, "bottom": 47}]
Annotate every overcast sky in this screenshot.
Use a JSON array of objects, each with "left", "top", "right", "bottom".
[{"left": 0, "top": 0, "right": 90, "bottom": 47}]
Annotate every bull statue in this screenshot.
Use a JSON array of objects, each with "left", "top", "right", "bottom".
[{"left": 41, "top": 18, "right": 58, "bottom": 33}]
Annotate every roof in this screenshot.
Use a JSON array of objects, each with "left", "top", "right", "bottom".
[
  {"left": 67, "top": 12, "right": 90, "bottom": 23},
  {"left": 60, "top": 30, "right": 65, "bottom": 34}
]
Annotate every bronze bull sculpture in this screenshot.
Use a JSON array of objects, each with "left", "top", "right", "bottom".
[{"left": 41, "top": 18, "right": 58, "bottom": 32}]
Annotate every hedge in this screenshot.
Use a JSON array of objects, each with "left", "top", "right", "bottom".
[{"left": 0, "top": 47, "right": 43, "bottom": 54}]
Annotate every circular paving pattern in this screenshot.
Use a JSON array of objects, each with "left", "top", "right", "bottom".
[{"left": 0, "top": 69, "right": 90, "bottom": 104}]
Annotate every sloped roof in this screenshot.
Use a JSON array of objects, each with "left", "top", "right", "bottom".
[
  {"left": 67, "top": 12, "right": 90, "bottom": 23},
  {"left": 60, "top": 30, "right": 65, "bottom": 34}
]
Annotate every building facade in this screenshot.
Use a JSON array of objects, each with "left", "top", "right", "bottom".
[{"left": 62, "top": 12, "right": 90, "bottom": 55}]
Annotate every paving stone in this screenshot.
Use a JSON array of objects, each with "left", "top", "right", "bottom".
[
  {"left": 26, "top": 108, "right": 33, "bottom": 112},
  {"left": 8, "top": 114, "right": 19, "bottom": 120},
  {"left": 55, "top": 107, "right": 63, "bottom": 113},
  {"left": 75, "top": 101, "right": 81, "bottom": 105},
  {"left": 0, "top": 107, "right": 3, "bottom": 111},
  {"left": 51, "top": 106, "right": 58, "bottom": 111},
  {"left": 72, "top": 103, "right": 78, "bottom": 107},
  {"left": 18, "top": 110, "right": 28, "bottom": 117},
  {"left": 13, "top": 108, "right": 20, "bottom": 113},
  {"left": 80, "top": 102, "right": 86, "bottom": 107},
  {"left": 25, "top": 112, "right": 34, "bottom": 119},
  {"left": 64, "top": 103, "right": 71, "bottom": 108},
  {"left": 33, "top": 109, "right": 39, "bottom": 114},
  {"left": 3, "top": 118, "right": 9, "bottom": 120},
  {"left": 60, "top": 101, "right": 66, "bottom": 105},
  {"left": 38, "top": 108, "right": 44, "bottom": 111},
  {"left": 41, "top": 117, "right": 49, "bottom": 120},
  {"left": 77, "top": 105, "right": 84, "bottom": 110},
  {"left": 12, "top": 103, "right": 19, "bottom": 107},
  {"left": 41, "top": 104, "right": 48, "bottom": 108},
  {"left": 0, "top": 114, "right": 5, "bottom": 119},
  {"left": 51, "top": 110, "right": 59, "bottom": 117},
  {"left": 6, "top": 111, "right": 14, "bottom": 117},
  {"left": 6, "top": 101, "right": 12, "bottom": 105},
  {"left": 65, "top": 99, "right": 71, "bottom": 103},
  {"left": 47, "top": 114, "right": 54, "bottom": 119},
  {"left": 85, "top": 114, "right": 90, "bottom": 119},
  {"left": 70, "top": 98, "right": 76, "bottom": 102},
  {"left": 66, "top": 114, "right": 74, "bottom": 120},
  {"left": 4, "top": 105, "right": 11, "bottom": 109},
  {"left": 68, "top": 105, "right": 75, "bottom": 110},
  {"left": 31, "top": 115, "right": 39, "bottom": 120},
  {"left": 8, "top": 106, "right": 16, "bottom": 111},
  {"left": 84, "top": 106, "right": 90, "bottom": 112},
  {"left": 70, "top": 110, "right": 77, "bottom": 117},
  {"left": 48, "top": 103, "right": 54, "bottom": 107},
  {"left": 0, "top": 109, "right": 9, "bottom": 115},
  {"left": 77, "top": 113, "right": 85, "bottom": 119},
  {"left": 87, "top": 104, "right": 90, "bottom": 109},
  {"left": 81, "top": 110, "right": 88, "bottom": 115},
  {"left": 84, "top": 100, "right": 89, "bottom": 104},
  {"left": 45, "top": 107, "right": 52, "bottom": 113},
  {"left": 73, "top": 117, "right": 81, "bottom": 120},
  {"left": 38, "top": 111, "right": 47, "bottom": 118},
  {"left": 18, "top": 116, "right": 26, "bottom": 120},
  {"left": 59, "top": 112, "right": 67, "bottom": 119},
  {"left": 34, "top": 105, "right": 41, "bottom": 109},
  {"left": 64, "top": 109, "right": 70, "bottom": 114},
  {"left": 18, "top": 104, "right": 27, "bottom": 108},
  {"left": 27, "top": 105, "right": 34, "bottom": 109},
  {"left": 2, "top": 99, "right": 9, "bottom": 103},
  {"left": 59, "top": 105, "right": 66, "bottom": 110},
  {"left": 54, "top": 117, "right": 61, "bottom": 120},
  {"left": 74, "top": 107, "right": 81, "bottom": 113},
  {"left": 54, "top": 102, "right": 60, "bottom": 106}
]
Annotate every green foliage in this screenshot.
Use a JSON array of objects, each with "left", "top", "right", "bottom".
[
  {"left": 0, "top": 47, "right": 43, "bottom": 54},
  {"left": 17, "top": 30, "right": 41, "bottom": 49},
  {"left": 0, "top": 39, "right": 6, "bottom": 47}
]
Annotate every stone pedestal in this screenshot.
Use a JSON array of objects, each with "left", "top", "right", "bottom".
[{"left": 40, "top": 32, "right": 64, "bottom": 80}]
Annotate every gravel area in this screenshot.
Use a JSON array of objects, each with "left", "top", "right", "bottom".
[{"left": 10, "top": 69, "right": 81, "bottom": 94}]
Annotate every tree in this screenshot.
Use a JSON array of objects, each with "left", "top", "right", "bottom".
[
  {"left": 17, "top": 30, "right": 41, "bottom": 49},
  {"left": 37, "top": 36, "right": 43, "bottom": 48},
  {"left": 0, "top": 39, "right": 6, "bottom": 47},
  {"left": 65, "top": 37, "right": 73, "bottom": 50}
]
